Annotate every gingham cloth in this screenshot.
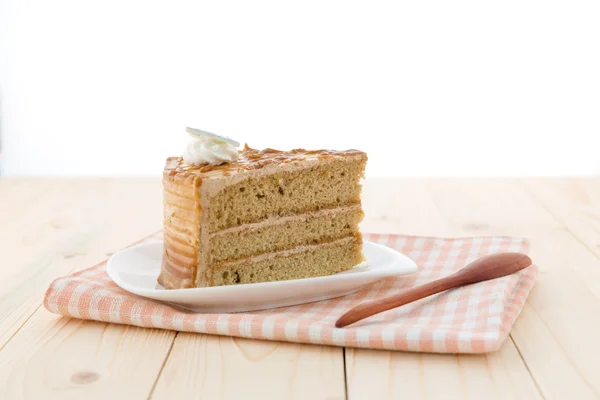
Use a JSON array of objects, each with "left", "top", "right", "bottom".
[{"left": 43, "top": 231, "right": 538, "bottom": 353}]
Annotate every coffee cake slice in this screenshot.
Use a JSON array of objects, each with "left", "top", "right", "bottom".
[{"left": 159, "top": 144, "right": 367, "bottom": 289}]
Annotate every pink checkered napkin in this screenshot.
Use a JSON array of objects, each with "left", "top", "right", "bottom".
[{"left": 43, "top": 232, "right": 538, "bottom": 353}]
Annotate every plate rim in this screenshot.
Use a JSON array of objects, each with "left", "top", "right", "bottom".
[{"left": 106, "top": 239, "right": 418, "bottom": 298}]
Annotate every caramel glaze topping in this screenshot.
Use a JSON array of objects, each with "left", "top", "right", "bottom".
[{"left": 164, "top": 144, "right": 366, "bottom": 180}]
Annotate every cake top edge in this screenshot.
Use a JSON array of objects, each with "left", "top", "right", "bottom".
[{"left": 164, "top": 144, "right": 367, "bottom": 179}]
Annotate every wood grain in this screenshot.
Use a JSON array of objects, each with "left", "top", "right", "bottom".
[
  {"left": 523, "top": 178, "right": 600, "bottom": 260},
  {"left": 426, "top": 178, "right": 600, "bottom": 400},
  {"left": 0, "top": 179, "right": 178, "bottom": 400},
  {"left": 0, "top": 178, "right": 345, "bottom": 400},
  {"left": 0, "top": 311, "right": 174, "bottom": 400},
  {"left": 345, "top": 179, "right": 543, "bottom": 400},
  {"left": 150, "top": 334, "right": 345, "bottom": 400},
  {"left": 2, "top": 178, "right": 600, "bottom": 400},
  {"left": 346, "top": 340, "right": 543, "bottom": 400},
  {"left": 0, "top": 179, "right": 163, "bottom": 349}
]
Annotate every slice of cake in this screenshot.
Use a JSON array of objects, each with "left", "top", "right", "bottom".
[{"left": 158, "top": 128, "right": 368, "bottom": 289}]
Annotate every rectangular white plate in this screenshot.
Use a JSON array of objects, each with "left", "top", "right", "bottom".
[{"left": 106, "top": 240, "right": 418, "bottom": 313}]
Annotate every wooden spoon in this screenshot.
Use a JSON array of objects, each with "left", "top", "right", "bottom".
[{"left": 335, "top": 252, "right": 532, "bottom": 328}]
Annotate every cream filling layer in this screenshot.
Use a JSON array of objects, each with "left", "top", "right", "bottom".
[
  {"left": 215, "top": 236, "right": 358, "bottom": 269},
  {"left": 209, "top": 204, "right": 362, "bottom": 238}
]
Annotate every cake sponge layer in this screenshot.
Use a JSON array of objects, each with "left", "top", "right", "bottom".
[
  {"left": 210, "top": 237, "right": 363, "bottom": 286},
  {"left": 206, "top": 157, "right": 366, "bottom": 232},
  {"left": 209, "top": 206, "right": 364, "bottom": 262}
]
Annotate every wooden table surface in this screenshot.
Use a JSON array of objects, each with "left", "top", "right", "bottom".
[{"left": 1, "top": 178, "right": 600, "bottom": 400}]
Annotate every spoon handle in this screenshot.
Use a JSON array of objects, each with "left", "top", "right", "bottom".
[
  {"left": 335, "top": 275, "right": 462, "bottom": 328},
  {"left": 335, "top": 252, "right": 532, "bottom": 328}
]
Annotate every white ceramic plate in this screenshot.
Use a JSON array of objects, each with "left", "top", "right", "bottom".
[{"left": 106, "top": 240, "right": 418, "bottom": 313}]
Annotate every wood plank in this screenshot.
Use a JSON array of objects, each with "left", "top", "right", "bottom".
[
  {"left": 0, "top": 310, "right": 174, "bottom": 400},
  {"left": 523, "top": 178, "right": 600, "bottom": 260},
  {"left": 151, "top": 334, "right": 345, "bottom": 400},
  {"left": 345, "top": 179, "right": 543, "bottom": 400},
  {"left": 6, "top": 178, "right": 599, "bottom": 399},
  {"left": 346, "top": 338, "right": 541, "bottom": 400},
  {"left": 1, "top": 179, "right": 346, "bottom": 400},
  {"left": 425, "top": 178, "right": 600, "bottom": 400},
  {"left": 0, "top": 179, "right": 178, "bottom": 400},
  {"left": 0, "top": 178, "right": 162, "bottom": 348}
]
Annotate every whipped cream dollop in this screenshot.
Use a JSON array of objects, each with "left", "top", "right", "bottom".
[{"left": 182, "top": 127, "right": 240, "bottom": 166}]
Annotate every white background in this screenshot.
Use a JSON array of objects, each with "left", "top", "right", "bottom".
[{"left": 1, "top": 0, "right": 599, "bottom": 177}]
